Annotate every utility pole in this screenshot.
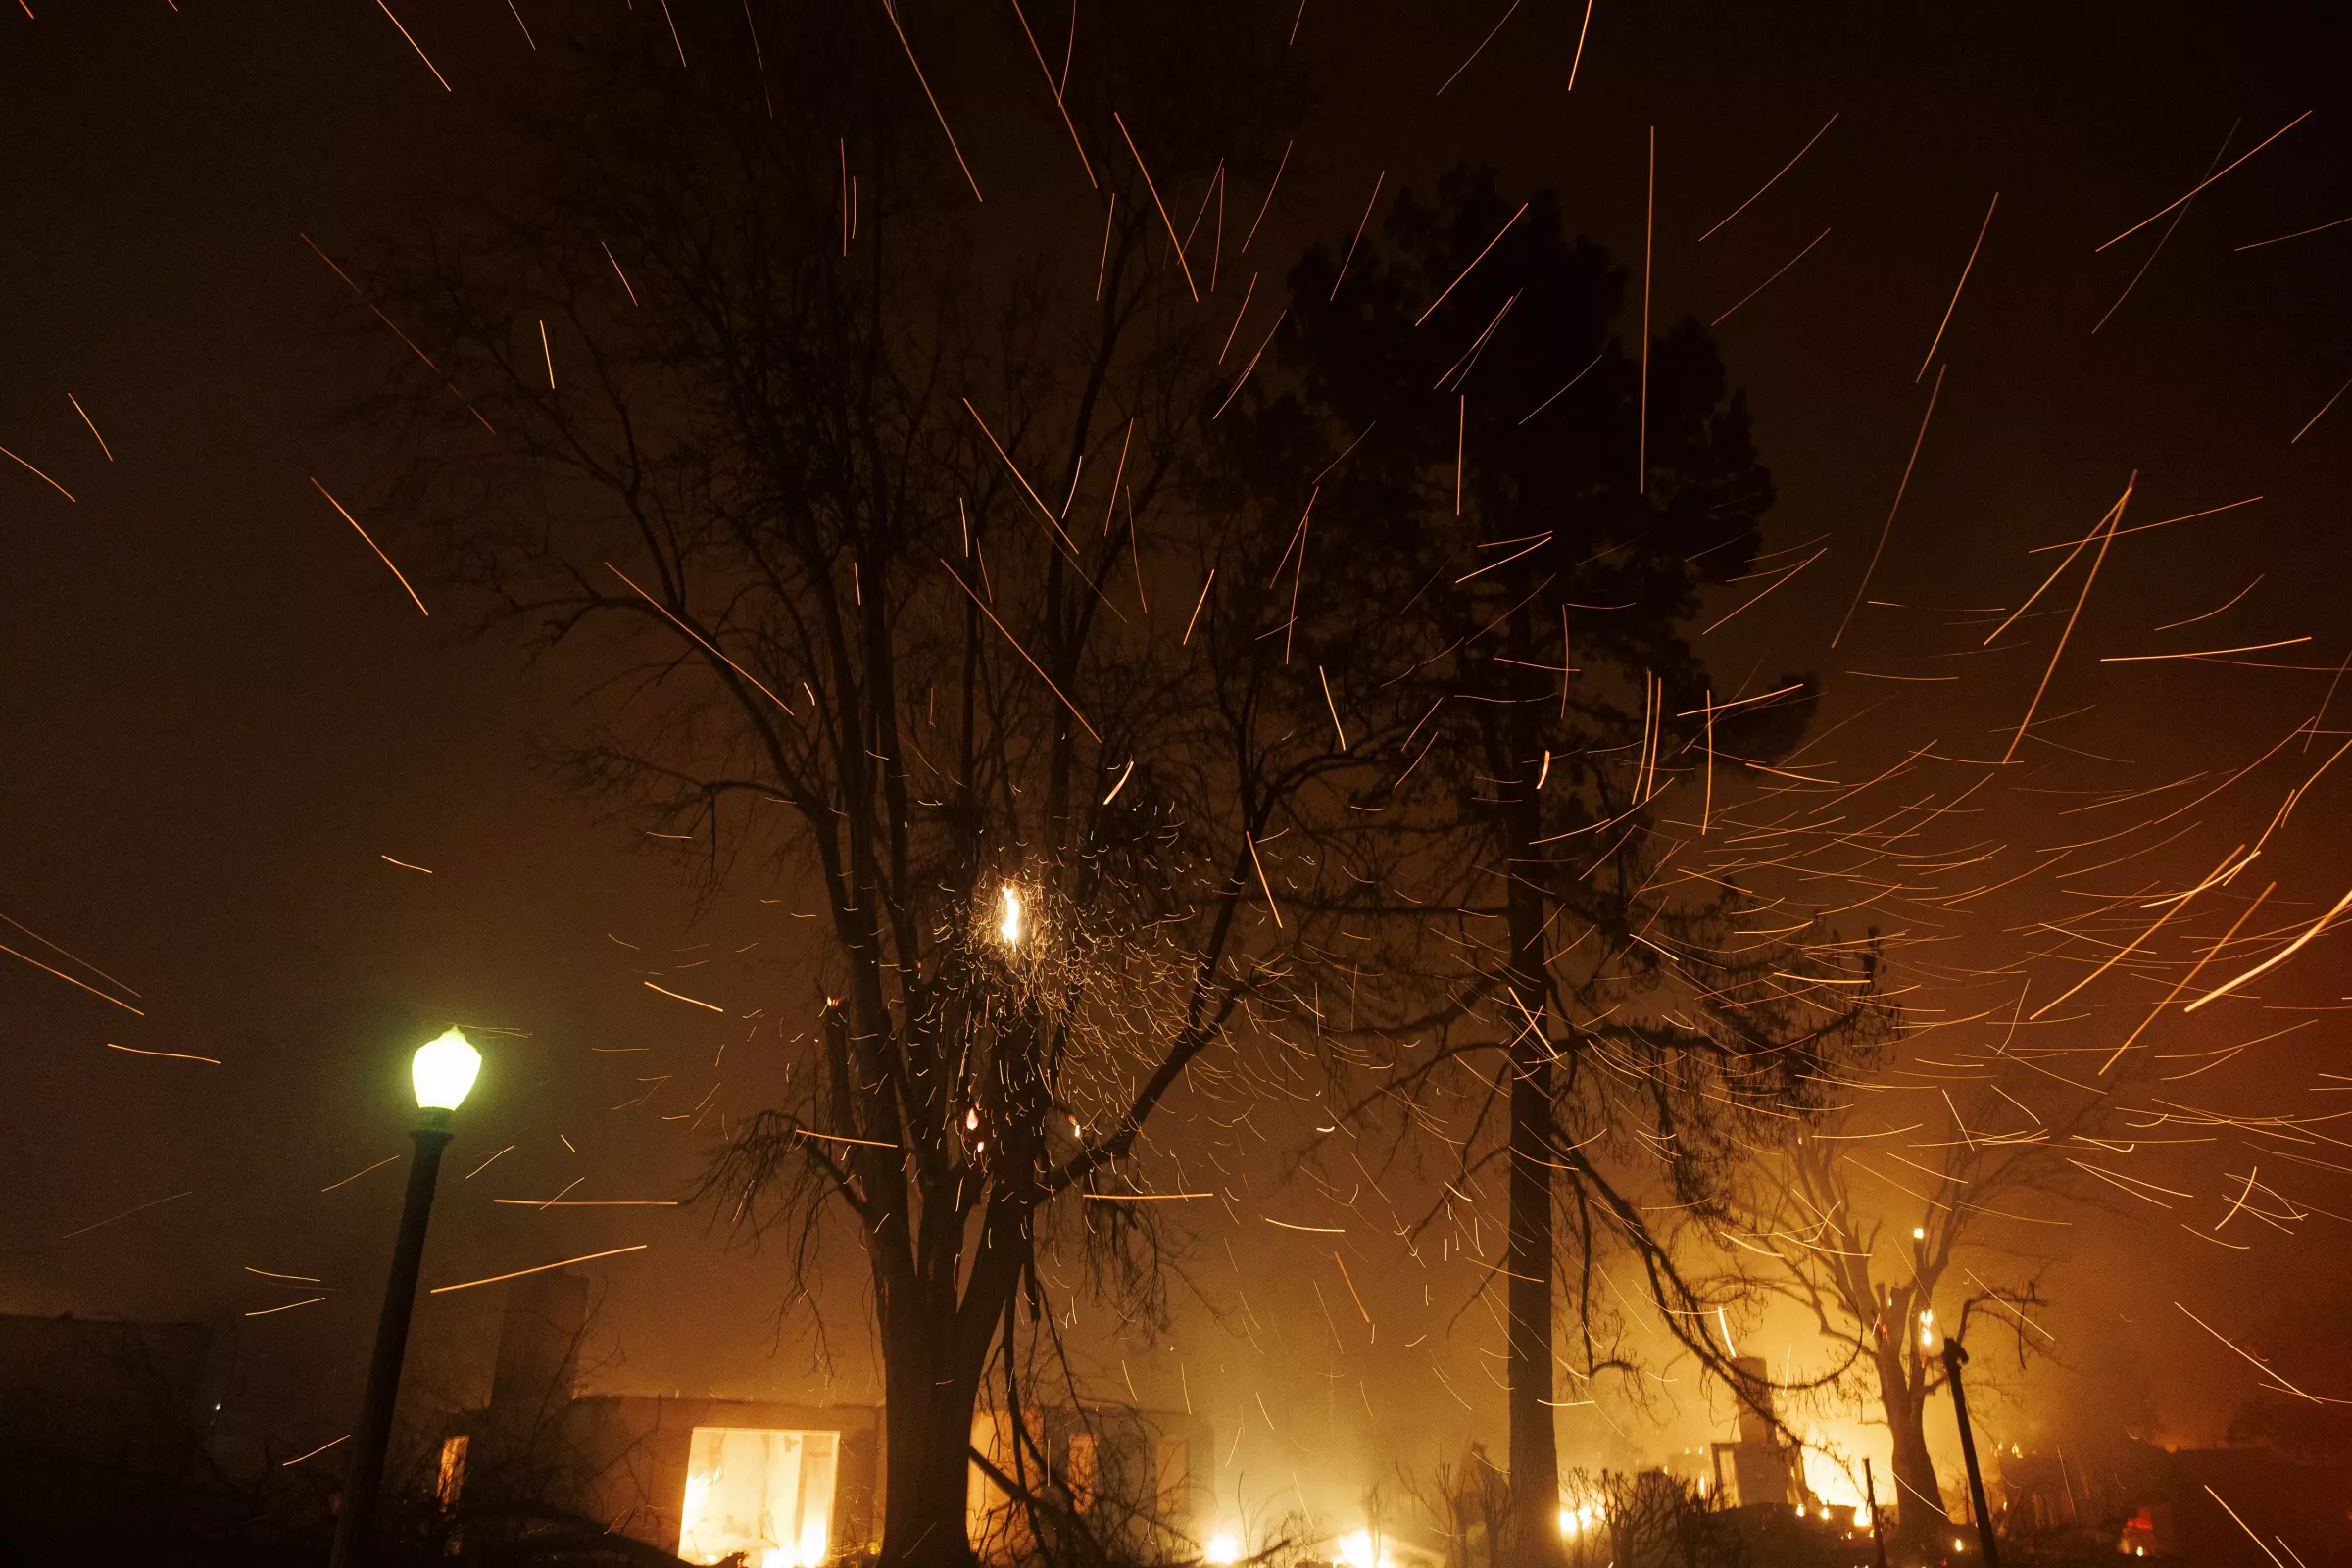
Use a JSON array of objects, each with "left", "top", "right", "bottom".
[{"left": 1941, "top": 1337, "right": 2001, "bottom": 1567}]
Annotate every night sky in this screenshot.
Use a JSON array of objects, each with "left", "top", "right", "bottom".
[{"left": 5, "top": 0, "right": 2352, "bottom": 1527}]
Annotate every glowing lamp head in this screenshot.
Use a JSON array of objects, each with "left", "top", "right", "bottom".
[
  {"left": 998, "top": 885, "right": 1023, "bottom": 947},
  {"left": 1913, "top": 1225, "right": 1927, "bottom": 1241},
  {"left": 1204, "top": 1534, "right": 1242, "bottom": 1566},
  {"left": 412, "top": 1026, "right": 482, "bottom": 1112}
]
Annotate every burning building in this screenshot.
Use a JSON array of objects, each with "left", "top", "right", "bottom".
[
  {"left": 442, "top": 1275, "right": 1209, "bottom": 1565},
  {"left": 1707, "top": 1357, "right": 1801, "bottom": 1511}
]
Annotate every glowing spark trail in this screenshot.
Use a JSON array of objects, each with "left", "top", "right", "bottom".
[
  {"left": 67, "top": 394, "right": 112, "bottom": 460},
  {"left": 372, "top": 0, "right": 452, "bottom": 92},
  {"left": 2291, "top": 376, "right": 2351, "bottom": 445},
  {"left": 1330, "top": 171, "right": 1386, "bottom": 299},
  {"left": 63, "top": 1190, "right": 192, "bottom": 1240},
  {"left": 312, "top": 478, "right": 428, "bottom": 615},
  {"left": 281, "top": 1434, "right": 349, "bottom": 1467},
  {"left": 2095, "top": 111, "right": 2311, "bottom": 252},
  {"left": 2183, "top": 886, "right": 2352, "bottom": 1013},
  {"left": 1565, "top": 0, "right": 1595, "bottom": 90},
  {"left": 0, "top": 443, "right": 74, "bottom": 502},
  {"left": 1700, "top": 112, "right": 1838, "bottom": 240},
  {"left": 881, "top": 0, "right": 982, "bottom": 203},
  {"left": 106, "top": 1043, "right": 220, "bottom": 1065},
  {"left": 1917, "top": 192, "right": 1997, "bottom": 379},
  {"left": 938, "top": 558, "right": 1102, "bottom": 741},
  {"left": 1710, "top": 226, "right": 1831, "bottom": 327},
  {"left": 1436, "top": 0, "right": 1523, "bottom": 96},
  {"left": 1638, "top": 131, "right": 1652, "bottom": 489},
  {"left": 429, "top": 1243, "right": 648, "bottom": 1295},
  {"left": 2003, "top": 476, "right": 2128, "bottom": 761},
  {"left": 644, "top": 980, "right": 724, "bottom": 1012},
  {"left": 1, "top": 940, "right": 145, "bottom": 1014},
  {"left": 604, "top": 562, "right": 802, "bottom": 722},
  {"left": 1113, "top": 113, "right": 1199, "bottom": 300},
  {"left": 1415, "top": 201, "right": 1530, "bottom": 327},
  {"left": 322, "top": 1155, "right": 400, "bottom": 1193},
  {"left": 1833, "top": 365, "right": 1945, "bottom": 647},
  {"left": 0, "top": 911, "right": 140, "bottom": 999},
  {"left": 1008, "top": 0, "right": 1095, "bottom": 187}
]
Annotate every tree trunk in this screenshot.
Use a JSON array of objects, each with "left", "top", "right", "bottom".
[
  {"left": 878, "top": 1288, "right": 993, "bottom": 1568},
  {"left": 880, "top": 1355, "right": 989, "bottom": 1568},
  {"left": 1503, "top": 856, "right": 1561, "bottom": 1568},
  {"left": 1877, "top": 1343, "right": 1949, "bottom": 1556}
]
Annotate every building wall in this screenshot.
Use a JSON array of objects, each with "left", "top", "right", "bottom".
[
  {"left": 455, "top": 1275, "right": 1207, "bottom": 1562},
  {"left": 570, "top": 1395, "right": 884, "bottom": 1560},
  {"left": 968, "top": 1404, "right": 1214, "bottom": 1564}
]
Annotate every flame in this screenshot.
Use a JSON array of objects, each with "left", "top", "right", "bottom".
[{"left": 999, "top": 885, "right": 1022, "bottom": 946}]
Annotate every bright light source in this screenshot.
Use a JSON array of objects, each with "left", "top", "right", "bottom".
[
  {"left": 1954, "top": 1538, "right": 1966, "bottom": 1552},
  {"left": 677, "top": 1427, "right": 837, "bottom": 1567},
  {"left": 1912, "top": 1226, "right": 1926, "bottom": 1240},
  {"left": 999, "top": 885, "right": 1023, "bottom": 946},
  {"left": 1204, "top": 1534, "right": 1242, "bottom": 1565},
  {"left": 1853, "top": 1505, "right": 1870, "bottom": 1530},
  {"left": 411, "top": 1027, "right": 481, "bottom": 1111},
  {"left": 1558, "top": 1509, "right": 1576, "bottom": 1537},
  {"left": 1919, "top": 1307, "right": 1936, "bottom": 1349}
]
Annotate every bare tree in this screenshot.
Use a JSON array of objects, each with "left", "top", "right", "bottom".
[
  {"left": 1585, "top": 1468, "right": 1745, "bottom": 1568},
  {"left": 1723, "top": 1081, "right": 2075, "bottom": 1557},
  {"left": 344, "top": 7, "right": 1311, "bottom": 1566}
]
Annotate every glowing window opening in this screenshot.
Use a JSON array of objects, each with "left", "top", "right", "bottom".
[{"left": 678, "top": 1426, "right": 840, "bottom": 1568}]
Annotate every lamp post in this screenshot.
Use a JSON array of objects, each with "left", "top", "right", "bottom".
[{"left": 328, "top": 1026, "right": 482, "bottom": 1568}]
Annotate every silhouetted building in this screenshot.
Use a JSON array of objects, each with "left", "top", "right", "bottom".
[
  {"left": 1708, "top": 1356, "right": 1800, "bottom": 1510},
  {"left": 2111, "top": 1446, "right": 2352, "bottom": 1565},
  {"left": 442, "top": 1274, "right": 1207, "bottom": 1565}
]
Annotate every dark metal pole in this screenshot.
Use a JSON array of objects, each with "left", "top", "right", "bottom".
[
  {"left": 1940, "top": 1337, "right": 2001, "bottom": 1567},
  {"left": 1863, "top": 1457, "right": 1888, "bottom": 1568},
  {"left": 329, "top": 1112, "right": 455, "bottom": 1568}
]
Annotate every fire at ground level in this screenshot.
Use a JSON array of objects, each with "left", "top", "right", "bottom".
[{"left": 13, "top": 1274, "right": 2336, "bottom": 1566}]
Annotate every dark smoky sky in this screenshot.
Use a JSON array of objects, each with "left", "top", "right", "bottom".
[{"left": 4, "top": 0, "right": 2351, "bottom": 1516}]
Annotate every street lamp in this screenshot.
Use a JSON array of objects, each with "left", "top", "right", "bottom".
[{"left": 328, "top": 1026, "right": 481, "bottom": 1568}]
